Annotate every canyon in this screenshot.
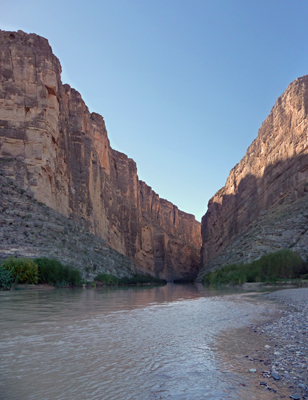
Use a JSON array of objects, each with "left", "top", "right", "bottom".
[
  {"left": 198, "top": 75, "right": 308, "bottom": 280},
  {"left": 2, "top": 29, "right": 308, "bottom": 283},
  {"left": 0, "top": 30, "right": 201, "bottom": 281}
]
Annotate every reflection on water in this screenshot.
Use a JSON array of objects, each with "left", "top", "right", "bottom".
[{"left": 0, "top": 284, "right": 277, "bottom": 399}]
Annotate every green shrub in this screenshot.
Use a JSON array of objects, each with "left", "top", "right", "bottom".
[
  {"left": 95, "top": 273, "right": 119, "bottom": 285},
  {"left": 202, "top": 249, "right": 306, "bottom": 286},
  {"left": 0, "top": 265, "right": 14, "bottom": 289},
  {"left": 2, "top": 257, "right": 38, "bottom": 284},
  {"left": 202, "top": 272, "right": 213, "bottom": 285},
  {"left": 66, "top": 266, "right": 82, "bottom": 285},
  {"left": 35, "top": 257, "right": 62, "bottom": 284},
  {"left": 94, "top": 273, "right": 166, "bottom": 286},
  {"left": 204, "top": 264, "right": 247, "bottom": 285},
  {"left": 34, "top": 257, "right": 82, "bottom": 286},
  {"left": 118, "top": 274, "right": 166, "bottom": 286},
  {"left": 256, "top": 249, "right": 306, "bottom": 280}
]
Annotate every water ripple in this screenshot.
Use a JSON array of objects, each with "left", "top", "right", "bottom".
[{"left": 0, "top": 284, "right": 276, "bottom": 399}]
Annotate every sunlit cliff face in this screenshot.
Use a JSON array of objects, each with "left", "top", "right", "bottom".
[{"left": 0, "top": 30, "right": 201, "bottom": 280}]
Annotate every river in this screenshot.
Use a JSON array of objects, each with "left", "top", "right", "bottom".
[{"left": 0, "top": 284, "right": 281, "bottom": 399}]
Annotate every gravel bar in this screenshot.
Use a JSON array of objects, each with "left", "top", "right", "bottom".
[{"left": 250, "top": 288, "right": 308, "bottom": 399}]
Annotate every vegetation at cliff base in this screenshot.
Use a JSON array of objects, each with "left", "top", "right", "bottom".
[
  {"left": 202, "top": 249, "right": 308, "bottom": 285},
  {"left": 0, "top": 256, "right": 82, "bottom": 289},
  {"left": 0, "top": 256, "right": 164, "bottom": 290},
  {"left": 95, "top": 273, "right": 119, "bottom": 285},
  {"left": 118, "top": 274, "right": 166, "bottom": 285},
  {"left": 0, "top": 265, "right": 15, "bottom": 290},
  {"left": 95, "top": 272, "right": 166, "bottom": 286},
  {"left": 2, "top": 257, "right": 38, "bottom": 285},
  {"left": 34, "top": 257, "right": 82, "bottom": 286}
]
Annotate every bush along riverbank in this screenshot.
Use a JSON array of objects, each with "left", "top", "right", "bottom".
[
  {"left": 0, "top": 256, "right": 83, "bottom": 289},
  {"left": 0, "top": 256, "right": 167, "bottom": 290},
  {"left": 94, "top": 272, "right": 167, "bottom": 286},
  {"left": 202, "top": 249, "right": 308, "bottom": 286}
]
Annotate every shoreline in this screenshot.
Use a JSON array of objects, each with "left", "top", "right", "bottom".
[{"left": 248, "top": 288, "right": 308, "bottom": 399}]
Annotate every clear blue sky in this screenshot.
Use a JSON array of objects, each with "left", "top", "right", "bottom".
[{"left": 2, "top": 1, "right": 308, "bottom": 221}]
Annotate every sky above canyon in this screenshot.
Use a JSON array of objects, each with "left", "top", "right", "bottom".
[{"left": 2, "top": 1, "right": 308, "bottom": 221}]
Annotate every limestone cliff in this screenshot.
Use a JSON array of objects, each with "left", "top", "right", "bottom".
[
  {"left": 198, "top": 75, "right": 308, "bottom": 280},
  {"left": 0, "top": 30, "right": 201, "bottom": 281}
]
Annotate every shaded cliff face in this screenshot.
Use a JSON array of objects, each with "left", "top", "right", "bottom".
[
  {"left": 0, "top": 175, "right": 136, "bottom": 279},
  {"left": 200, "top": 75, "right": 308, "bottom": 277},
  {"left": 0, "top": 30, "right": 201, "bottom": 281}
]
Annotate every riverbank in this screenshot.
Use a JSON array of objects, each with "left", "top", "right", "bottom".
[{"left": 248, "top": 288, "right": 308, "bottom": 399}]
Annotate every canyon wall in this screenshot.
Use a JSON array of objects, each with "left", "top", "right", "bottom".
[
  {"left": 198, "top": 75, "right": 308, "bottom": 280},
  {"left": 0, "top": 30, "right": 201, "bottom": 281},
  {"left": 0, "top": 175, "right": 136, "bottom": 279}
]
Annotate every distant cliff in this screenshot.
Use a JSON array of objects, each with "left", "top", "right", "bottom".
[
  {"left": 0, "top": 30, "right": 201, "bottom": 281},
  {"left": 198, "top": 75, "right": 308, "bottom": 280}
]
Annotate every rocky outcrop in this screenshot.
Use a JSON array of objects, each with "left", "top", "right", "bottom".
[
  {"left": 198, "top": 75, "right": 308, "bottom": 280},
  {"left": 0, "top": 30, "right": 201, "bottom": 281}
]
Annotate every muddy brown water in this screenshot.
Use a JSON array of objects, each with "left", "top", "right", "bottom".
[{"left": 0, "top": 284, "right": 285, "bottom": 399}]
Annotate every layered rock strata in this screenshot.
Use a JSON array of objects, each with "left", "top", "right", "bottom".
[
  {"left": 198, "top": 75, "right": 308, "bottom": 280},
  {"left": 0, "top": 30, "right": 201, "bottom": 281}
]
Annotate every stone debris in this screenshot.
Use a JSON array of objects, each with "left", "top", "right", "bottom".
[
  {"left": 272, "top": 372, "right": 280, "bottom": 380},
  {"left": 249, "top": 289, "right": 308, "bottom": 400},
  {"left": 0, "top": 174, "right": 136, "bottom": 279}
]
